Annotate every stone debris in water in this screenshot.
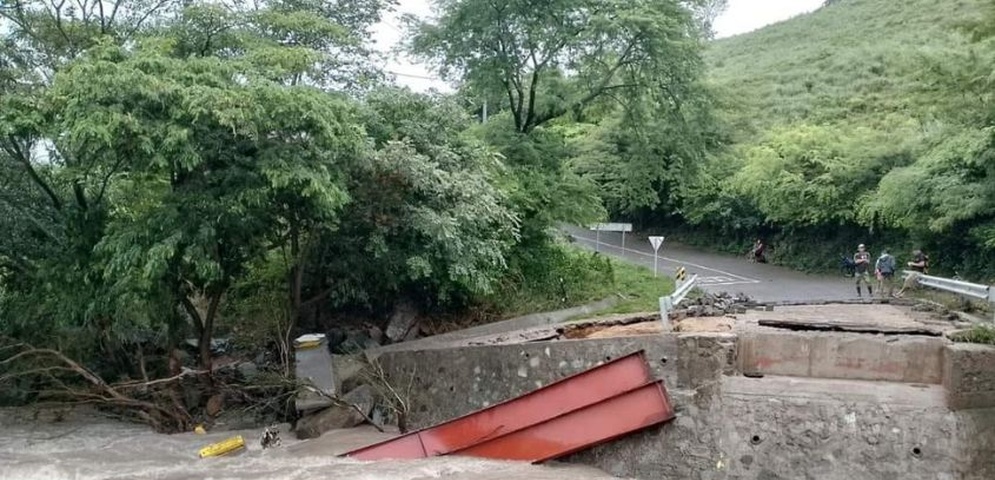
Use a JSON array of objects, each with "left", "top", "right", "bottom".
[{"left": 260, "top": 425, "right": 281, "bottom": 449}]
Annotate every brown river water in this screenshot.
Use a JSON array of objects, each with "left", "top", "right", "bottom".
[{"left": 0, "top": 409, "right": 626, "bottom": 480}]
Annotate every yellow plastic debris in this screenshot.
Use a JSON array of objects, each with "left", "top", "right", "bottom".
[
  {"left": 294, "top": 333, "right": 325, "bottom": 350},
  {"left": 198, "top": 435, "right": 245, "bottom": 458},
  {"left": 194, "top": 425, "right": 206, "bottom": 435},
  {"left": 295, "top": 340, "right": 322, "bottom": 350}
]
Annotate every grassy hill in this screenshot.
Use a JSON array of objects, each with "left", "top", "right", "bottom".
[
  {"left": 706, "top": 0, "right": 986, "bottom": 141},
  {"left": 678, "top": 0, "right": 995, "bottom": 277}
]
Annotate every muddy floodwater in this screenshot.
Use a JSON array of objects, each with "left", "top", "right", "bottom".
[{"left": 0, "top": 409, "right": 625, "bottom": 480}]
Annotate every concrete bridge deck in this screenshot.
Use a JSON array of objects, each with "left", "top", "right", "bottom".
[{"left": 358, "top": 302, "right": 995, "bottom": 480}]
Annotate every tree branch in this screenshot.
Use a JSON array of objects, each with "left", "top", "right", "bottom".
[
  {"left": 4, "top": 136, "right": 63, "bottom": 210},
  {"left": 180, "top": 295, "right": 205, "bottom": 334},
  {"left": 113, "top": 367, "right": 209, "bottom": 390},
  {"left": 125, "top": 0, "right": 174, "bottom": 38},
  {"left": 529, "top": 36, "right": 643, "bottom": 130},
  {"left": 523, "top": 50, "right": 541, "bottom": 132}
]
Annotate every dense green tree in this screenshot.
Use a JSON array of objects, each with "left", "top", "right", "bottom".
[
  {"left": 408, "top": 0, "right": 709, "bottom": 135},
  {"left": 290, "top": 88, "right": 520, "bottom": 319}
]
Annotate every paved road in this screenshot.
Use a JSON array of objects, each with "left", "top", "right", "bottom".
[{"left": 564, "top": 226, "right": 857, "bottom": 303}]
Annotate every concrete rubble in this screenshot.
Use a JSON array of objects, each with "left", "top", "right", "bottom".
[{"left": 295, "top": 384, "right": 376, "bottom": 440}]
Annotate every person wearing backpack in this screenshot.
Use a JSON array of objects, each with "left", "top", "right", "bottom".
[{"left": 875, "top": 249, "right": 897, "bottom": 298}]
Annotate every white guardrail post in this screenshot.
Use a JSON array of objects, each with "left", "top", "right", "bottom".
[
  {"left": 660, "top": 274, "right": 699, "bottom": 327},
  {"left": 902, "top": 270, "right": 995, "bottom": 322}
]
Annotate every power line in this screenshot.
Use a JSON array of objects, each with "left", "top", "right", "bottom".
[{"left": 386, "top": 70, "right": 445, "bottom": 82}]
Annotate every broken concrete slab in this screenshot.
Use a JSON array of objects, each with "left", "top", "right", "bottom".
[{"left": 294, "top": 334, "right": 337, "bottom": 412}]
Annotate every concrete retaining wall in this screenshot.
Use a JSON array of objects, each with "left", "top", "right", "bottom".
[
  {"left": 738, "top": 330, "right": 946, "bottom": 384},
  {"left": 375, "top": 332, "right": 995, "bottom": 480},
  {"left": 944, "top": 343, "right": 995, "bottom": 410},
  {"left": 375, "top": 336, "right": 676, "bottom": 427}
]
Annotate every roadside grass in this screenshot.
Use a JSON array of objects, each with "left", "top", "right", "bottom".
[
  {"left": 490, "top": 244, "right": 674, "bottom": 318},
  {"left": 422, "top": 243, "right": 673, "bottom": 335},
  {"left": 597, "top": 259, "right": 674, "bottom": 315},
  {"left": 903, "top": 287, "right": 995, "bottom": 346},
  {"left": 949, "top": 324, "right": 995, "bottom": 346},
  {"left": 900, "top": 283, "right": 992, "bottom": 317}
]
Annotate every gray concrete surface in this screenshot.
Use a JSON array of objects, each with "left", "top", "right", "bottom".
[
  {"left": 944, "top": 342, "right": 995, "bottom": 410},
  {"left": 564, "top": 225, "right": 857, "bottom": 302},
  {"left": 367, "top": 297, "right": 618, "bottom": 355},
  {"left": 376, "top": 330, "right": 995, "bottom": 480},
  {"left": 738, "top": 330, "right": 946, "bottom": 384}
]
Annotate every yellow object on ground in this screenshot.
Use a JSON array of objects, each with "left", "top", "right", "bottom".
[
  {"left": 198, "top": 435, "right": 245, "bottom": 458},
  {"left": 194, "top": 425, "right": 206, "bottom": 435},
  {"left": 294, "top": 333, "right": 325, "bottom": 350},
  {"left": 295, "top": 340, "right": 321, "bottom": 350}
]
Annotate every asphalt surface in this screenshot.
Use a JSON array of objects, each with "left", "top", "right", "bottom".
[{"left": 563, "top": 226, "right": 858, "bottom": 303}]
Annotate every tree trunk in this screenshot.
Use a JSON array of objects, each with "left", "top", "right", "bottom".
[{"left": 198, "top": 290, "right": 223, "bottom": 371}]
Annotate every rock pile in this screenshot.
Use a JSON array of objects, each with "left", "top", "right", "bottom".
[{"left": 671, "top": 291, "right": 760, "bottom": 320}]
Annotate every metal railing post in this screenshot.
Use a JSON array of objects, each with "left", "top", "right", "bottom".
[{"left": 660, "top": 274, "right": 699, "bottom": 327}]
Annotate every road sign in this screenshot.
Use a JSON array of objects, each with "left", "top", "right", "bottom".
[
  {"left": 589, "top": 222, "right": 633, "bottom": 253},
  {"left": 649, "top": 236, "right": 664, "bottom": 251},
  {"left": 676, "top": 266, "right": 687, "bottom": 283},
  {"left": 649, "top": 236, "right": 665, "bottom": 277},
  {"left": 589, "top": 223, "right": 633, "bottom": 232}
]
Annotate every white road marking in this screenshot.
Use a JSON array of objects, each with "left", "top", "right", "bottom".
[
  {"left": 696, "top": 276, "right": 756, "bottom": 286},
  {"left": 571, "top": 233, "right": 761, "bottom": 285}
]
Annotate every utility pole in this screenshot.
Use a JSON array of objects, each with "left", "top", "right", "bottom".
[{"left": 482, "top": 100, "right": 488, "bottom": 123}]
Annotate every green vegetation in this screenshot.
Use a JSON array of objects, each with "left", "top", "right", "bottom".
[
  {"left": 486, "top": 243, "right": 673, "bottom": 317},
  {"left": 950, "top": 324, "right": 995, "bottom": 346},
  {"left": 599, "top": 260, "right": 676, "bottom": 315},
  {"left": 3, "top": 0, "right": 994, "bottom": 429},
  {"left": 668, "top": 0, "right": 995, "bottom": 278},
  {"left": 0, "top": 0, "right": 705, "bottom": 426}
]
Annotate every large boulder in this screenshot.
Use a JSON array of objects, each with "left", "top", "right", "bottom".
[
  {"left": 333, "top": 354, "right": 369, "bottom": 394},
  {"left": 385, "top": 298, "right": 419, "bottom": 343},
  {"left": 294, "top": 385, "right": 376, "bottom": 439},
  {"left": 326, "top": 326, "right": 382, "bottom": 354}
]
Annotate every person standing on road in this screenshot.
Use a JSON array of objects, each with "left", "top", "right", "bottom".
[
  {"left": 751, "top": 239, "right": 767, "bottom": 264},
  {"left": 875, "top": 249, "right": 896, "bottom": 298},
  {"left": 854, "top": 244, "right": 872, "bottom": 297}
]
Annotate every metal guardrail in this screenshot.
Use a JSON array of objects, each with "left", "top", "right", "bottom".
[
  {"left": 901, "top": 270, "right": 994, "bottom": 302},
  {"left": 660, "top": 274, "right": 699, "bottom": 326},
  {"left": 902, "top": 270, "right": 995, "bottom": 322}
]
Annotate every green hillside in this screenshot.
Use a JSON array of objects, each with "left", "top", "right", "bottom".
[
  {"left": 679, "top": 0, "right": 995, "bottom": 277},
  {"left": 706, "top": 0, "right": 985, "bottom": 139}
]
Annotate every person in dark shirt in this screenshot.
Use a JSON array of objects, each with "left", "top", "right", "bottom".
[
  {"left": 751, "top": 239, "right": 767, "bottom": 263},
  {"left": 853, "top": 243, "right": 872, "bottom": 297},
  {"left": 896, "top": 249, "right": 929, "bottom": 297},
  {"left": 908, "top": 249, "right": 928, "bottom": 273}
]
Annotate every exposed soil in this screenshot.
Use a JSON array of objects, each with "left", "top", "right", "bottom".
[{"left": 562, "top": 316, "right": 734, "bottom": 339}]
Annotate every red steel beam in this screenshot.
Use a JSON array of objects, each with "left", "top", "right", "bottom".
[
  {"left": 344, "top": 351, "right": 654, "bottom": 461},
  {"left": 449, "top": 380, "right": 675, "bottom": 463}
]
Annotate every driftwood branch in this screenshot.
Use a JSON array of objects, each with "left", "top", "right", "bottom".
[
  {"left": 0, "top": 341, "right": 195, "bottom": 432},
  {"left": 361, "top": 357, "right": 416, "bottom": 434}
]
